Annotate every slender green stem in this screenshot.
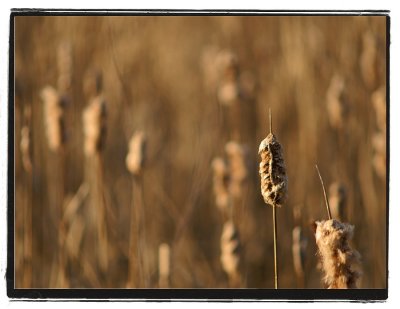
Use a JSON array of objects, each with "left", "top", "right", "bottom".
[{"left": 272, "top": 205, "right": 278, "bottom": 289}]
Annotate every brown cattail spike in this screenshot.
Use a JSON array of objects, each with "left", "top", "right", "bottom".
[
  {"left": 258, "top": 127, "right": 287, "bottom": 207},
  {"left": 220, "top": 221, "right": 241, "bottom": 285},
  {"left": 211, "top": 157, "right": 230, "bottom": 213},
  {"left": 315, "top": 165, "right": 332, "bottom": 220},
  {"left": 315, "top": 219, "right": 362, "bottom": 288}
]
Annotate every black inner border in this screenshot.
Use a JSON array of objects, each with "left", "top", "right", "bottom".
[{"left": 7, "top": 9, "right": 390, "bottom": 301}]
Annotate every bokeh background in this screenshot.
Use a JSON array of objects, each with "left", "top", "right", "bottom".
[{"left": 14, "top": 15, "right": 387, "bottom": 289}]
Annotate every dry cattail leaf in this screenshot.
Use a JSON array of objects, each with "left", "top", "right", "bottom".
[
  {"left": 158, "top": 243, "right": 170, "bottom": 288},
  {"left": 225, "top": 141, "right": 249, "bottom": 200},
  {"left": 220, "top": 220, "right": 241, "bottom": 280},
  {"left": 20, "top": 126, "right": 32, "bottom": 172},
  {"left": 126, "top": 131, "right": 147, "bottom": 176},
  {"left": 82, "top": 95, "right": 107, "bottom": 157},
  {"left": 41, "top": 86, "right": 65, "bottom": 151},
  {"left": 65, "top": 215, "right": 85, "bottom": 259},
  {"left": 292, "top": 226, "right": 307, "bottom": 282},
  {"left": 258, "top": 132, "right": 287, "bottom": 207},
  {"left": 326, "top": 74, "right": 347, "bottom": 130},
  {"left": 360, "top": 31, "right": 377, "bottom": 89},
  {"left": 372, "top": 86, "right": 386, "bottom": 133},
  {"left": 57, "top": 42, "right": 73, "bottom": 94},
  {"left": 314, "top": 219, "right": 362, "bottom": 289},
  {"left": 328, "top": 182, "right": 347, "bottom": 221},
  {"left": 211, "top": 157, "right": 230, "bottom": 212}
]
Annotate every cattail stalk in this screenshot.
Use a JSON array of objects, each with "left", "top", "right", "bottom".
[
  {"left": 126, "top": 131, "right": 147, "bottom": 287},
  {"left": 41, "top": 86, "right": 69, "bottom": 287},
  {"left": 258, "top": 109, "right": 287, "bottom": 289}
]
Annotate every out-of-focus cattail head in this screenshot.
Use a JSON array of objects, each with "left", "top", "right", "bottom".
[
  {"left": 82, "top": 95, "right": 107, "bottom": 157},
  {"left": 314, "top": 219, "right": 362, "bottom": 289},
  {"left": 220, "top": 220, "right": 241, "bottom": 280},
  {"left": 57, "top": 42, "right": 73, "bottom": 94},
  {"left": 328, "top": 182, "right": 347, "bottom": 221},
  {"left": 326, "top": 74, "right": 347, "bottom": 130},
  {"left": 158, "top": 243, "right": 170, "bottom": 288},
  {"left": 83, "top": 69, "right": 103, "bottom": 99},
  {"left": 126, "top": 131, "right": 147, "bottom": 176},
  {"left": 292, "top": 226, "right": 307, "bottom": 283},
  {"left": 41, "top": 86, "right": 65, "bottom": 151},
  {"left": 360, "top": 31, "right": 377, "bottom": 89},
  {"left": 225, "top": 141, "right": 249, "bottom": 200},
  {"left": 211, "top": 157, "right": 230, "bottom": 213},
  {"left": 216, "top": 50, "right": 240, "bottom": 106},
  {"left": 259, "top": 132, "right": 288, "bottom": 207},
  {"left": 372, "top": 86, "right": 386, "bottom": 133}
]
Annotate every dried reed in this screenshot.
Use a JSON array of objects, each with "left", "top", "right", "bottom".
[
  {"left": 292, "top": 226, "right": 307, "bottom": 288},
  {"left": 258, "top": 109, "right": 287, "bottom": 288},
  {"left": 57, "top": 42, "right": 73, "bottom": 95}
]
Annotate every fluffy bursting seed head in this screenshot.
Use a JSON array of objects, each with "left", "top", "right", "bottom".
[
  {"left": 258, "top": 132, "right": 287, "bottom": 207},
  {"left": 314, "top": 219, "right": 362, "bottom": 289}
]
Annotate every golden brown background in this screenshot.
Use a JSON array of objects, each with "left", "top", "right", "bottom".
[{"left": 14, "top": 15, "right": 387, "bottom": 288}]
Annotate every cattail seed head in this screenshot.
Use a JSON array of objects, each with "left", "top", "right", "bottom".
[
  {"left": 41, "top": 86, "right": 65, "bottom": 151},
  {"left": 158, "top": 243, "right": 170, "bottom": 288},
  {"left": 82, "top": 95, "right": 107, "bottom": 157},
  {"left": 328, "top": 182, "right": 347, "bottom": 221},
  {"left": 314, "top": 219, "right": 362, "bottom": 289},
  {"left": 220, "top": 220, "right": 241, "bottom": 279},
  {"left": 126, "top": 131, "right": 147, "bottom": 176},
  {"left": 258, "top": 133, "right": 288, "bottom": 207},
  {"left": 211, "top": 157, "right": 230, "bottom": 212},
  {"left": 326, "top": 74, "right": 347, "bottom": 130},
  {"left": 225, "top": 141, "right": 249, "bottom": 200},
  {"left": 20, "top": 126, "right": 32, "bottom": 172}
]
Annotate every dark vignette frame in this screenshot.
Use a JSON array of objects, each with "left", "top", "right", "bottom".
[{"left": 7, "top": 9, "right": 390, "bottom": 301}]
